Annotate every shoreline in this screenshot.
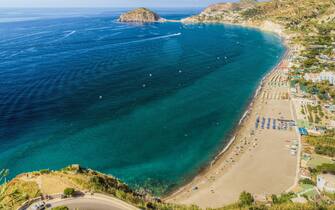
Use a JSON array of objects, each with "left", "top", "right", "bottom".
[
  {"left": 208, "top": 45, "right": 289, "bottom": 167},
  {"left": 165, "top": 21, "right": 297, "bottom": 206}
]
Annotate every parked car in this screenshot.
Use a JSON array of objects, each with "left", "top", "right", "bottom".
[{"left": 30, "top": 201, "right": 46, "bottom": 210}]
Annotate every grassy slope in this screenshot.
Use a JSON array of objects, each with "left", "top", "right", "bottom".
[{"left": 0, "top": 166, "right": 198, "bottom": 210}]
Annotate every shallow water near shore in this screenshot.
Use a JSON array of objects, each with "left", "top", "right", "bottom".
[{"left": 0, "top": 9, "right": 285, "bottom": 194}]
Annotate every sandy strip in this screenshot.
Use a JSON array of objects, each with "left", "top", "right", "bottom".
[{"left": 165, "top": 43, "right": 299, "bottom": 208}]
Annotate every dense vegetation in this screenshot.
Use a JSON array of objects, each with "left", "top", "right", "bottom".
[{"left": 306, "top": 130, "right": 335, "bottom": 156}]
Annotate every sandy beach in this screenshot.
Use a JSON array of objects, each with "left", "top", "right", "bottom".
[{"left": 165, "top": 42, "right": 300, "bottom": 208}]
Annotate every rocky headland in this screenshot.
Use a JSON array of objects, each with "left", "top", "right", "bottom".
[{"left": 118, "top": 8, "right": 165, "bottom": 23}]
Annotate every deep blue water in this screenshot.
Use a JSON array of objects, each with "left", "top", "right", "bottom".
[{"left": 0, "top": 9, "right": 285, "bottom": 194}]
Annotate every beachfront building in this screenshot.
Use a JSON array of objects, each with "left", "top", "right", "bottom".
[
  {"left": 304, "top": 70, "right": 335, "bottom": 85},
  {"left": 317, "top": 174, "right": 335, "bottom": 193}
]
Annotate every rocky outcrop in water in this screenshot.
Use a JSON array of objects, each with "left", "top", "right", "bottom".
[{"left": 119, "top": 8, "right": 164, "bottom": 23}]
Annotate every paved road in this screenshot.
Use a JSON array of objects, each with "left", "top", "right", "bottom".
[
  {"left": 48, "top": 197, "right": 135, "bottom": 210},
  {"left": 25, "top": 193, "right": 138, "bottom": 210}
]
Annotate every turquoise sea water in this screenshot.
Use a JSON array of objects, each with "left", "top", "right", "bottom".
[{"left": 0, "top": 9, "right": 285, "bottom": 194}]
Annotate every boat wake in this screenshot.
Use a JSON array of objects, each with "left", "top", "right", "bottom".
[
  {"left": 51, "top": 30, "right": 77, "bottom": 43},
  {"left": 121, "top": 32, "right": 181, "bottom": 45},
  {"left": 63, "top": 30, "right": 76, "bottom": 39}
]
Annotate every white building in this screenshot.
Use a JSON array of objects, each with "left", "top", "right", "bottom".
[
  {"left": 304, "top": 70, "right": 335, "bottom": 85},
  {"left": 317, "top": 174, "right": 335, "bottom": 193}
]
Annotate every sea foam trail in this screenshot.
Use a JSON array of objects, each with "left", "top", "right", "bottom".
[
  {"left": 1, "top": 32, "right": 182, "bottom": 65},
  {"left": 63, "top": 30, "right": 76, "bottom": 38},
  {"left": 122, "top": 33, "right": 182, "bottom": 45},
  {"left": 57, "top": 32, "right": 182, "bottom": 53},
  {"left": 83, "top": 33, "right": 182, "bottom": 52},
  {"left": 51, "top": 30, "right": 76, "bottom": 43}
]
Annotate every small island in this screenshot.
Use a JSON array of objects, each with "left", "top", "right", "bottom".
[{"left": 118, "top": 8, "right": 164, "bottom": 23}]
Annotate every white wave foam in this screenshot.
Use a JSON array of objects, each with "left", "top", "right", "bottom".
[{"left": 64, "top": 30, "right": 76, "bottom": 38}]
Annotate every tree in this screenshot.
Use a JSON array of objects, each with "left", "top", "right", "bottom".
[
  {"left": 239, "top": 191, "right": 254, "bottom": 206},
  {"left": 63, "top": 188, "right": 75, "bottom": 197},
  {"left": 314, "top": 115, "right": 321, "bottom": 124},
  {"left": 301, "top": 107, "right": 305, "bottom": 115}
]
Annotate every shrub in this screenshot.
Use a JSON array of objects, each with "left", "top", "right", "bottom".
[
  {"left": 299, "top": 178, "right": 315, "bottom": 185},
  {"left": 270, "top": 192, "right": 295, "bottom": 204},
  {"left": 241, "top": 8, "right": 263, "bottom": 19},
  {"left": 271, "top": 194, "right": 279, "bottom": 204},
  {"left": 301, "top": 107, "right": 305, "bottom": 115},
  {"left": 239, "top": 191, "right": 254, "bottom": 206},
  {"left": 39, "top": 169, "right": 50, "bottom": 174},
  {"left": 63, "top": 188, "right": 75, "bottom": 197}
]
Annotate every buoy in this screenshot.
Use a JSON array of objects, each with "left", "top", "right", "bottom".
[{"left": 99, "top": 96, "right": 102, "bottom": 99}]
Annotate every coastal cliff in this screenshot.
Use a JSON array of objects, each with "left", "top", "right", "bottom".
[
  {"left": 119, "top": 8, "right": 164, "bottom": 23},
  {"left": 181, "top": 1, "right": 256, "bottom": 24}
]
